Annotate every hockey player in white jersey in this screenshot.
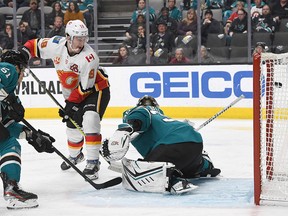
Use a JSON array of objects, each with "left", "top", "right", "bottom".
[{"left": 23, "top": 20, "right": 110, "bottom": 180}]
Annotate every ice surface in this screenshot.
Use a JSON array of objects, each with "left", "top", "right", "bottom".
[{"left": 0, "top": 118, "right": 287, "bottom": 215}]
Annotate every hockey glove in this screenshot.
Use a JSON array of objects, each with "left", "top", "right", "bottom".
[
  {"left": 58, "top": 100, "right": 79, "bottom": 122},
  {"left": 4, "top": 94, "right": 25, "bottom": 122},
  {"left": 101, "top": 124, "right": 133, "bottom": 161},
  {"left": 25, "top": 128, "right": 55, "bottom": 153}
]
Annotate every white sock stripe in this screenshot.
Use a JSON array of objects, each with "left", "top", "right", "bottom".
[
  {"left": 0, "top": 152, "right": 21, "bottom": 160},
  {"left": 0, "top": 161, "right": 21, "bottom": 169}
]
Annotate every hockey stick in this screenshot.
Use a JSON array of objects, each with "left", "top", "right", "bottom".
[
  {"left": 21, "top": 118, "right": 122, "bottom": 190},
  {"left": 106, "top": 95, "right": 245, "bottom": 173},
  {"left": 28, "top": 69, "right": 85, "bottom": 136},
  {"left": 28, "top": 70, "right": 118, "bottom": 174},
  {"left": 195, "top": 94, "right": 245, "bottom": 131}
]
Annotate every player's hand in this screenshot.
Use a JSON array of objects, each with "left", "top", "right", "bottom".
[
  {"left": 4, "top": 94, "right": 25, "bottom": 122},
  {"left": 25, "top": 128, "right": 55, "bottom": 153},
  {"left": 58, "top": 100, "right": 79, "bottom": 122}
]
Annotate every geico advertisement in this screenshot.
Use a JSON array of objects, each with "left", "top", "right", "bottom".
[{"left": 16, "top": 65, "right": 253, "bottom": 108}]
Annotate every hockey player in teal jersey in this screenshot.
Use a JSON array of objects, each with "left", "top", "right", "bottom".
[
  {"left": 102, "top": 95, "right": 221, "bottom": 194},
  {"left": 0, "top": 48, "right": 55, "bottom": 209}
]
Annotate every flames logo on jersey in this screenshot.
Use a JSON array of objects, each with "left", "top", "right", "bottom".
[{"left": 57, "top": 70, "right": 79, "bottom": 89}]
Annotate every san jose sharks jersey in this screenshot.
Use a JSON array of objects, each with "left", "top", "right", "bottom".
[{"left": 122, "top": 106, "right": 203, "bottom": 157}]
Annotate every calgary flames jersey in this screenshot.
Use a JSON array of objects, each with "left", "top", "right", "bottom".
[{"left": 24, "top": 36, "right": 109, "bottom": 103}]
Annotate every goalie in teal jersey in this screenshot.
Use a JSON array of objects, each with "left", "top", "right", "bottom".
[
  {"left": 0, "top": 48, "right": 55, "bottom": 209},
  {"left": 102, "top": 95, "right": 221, "bottom": 194}
]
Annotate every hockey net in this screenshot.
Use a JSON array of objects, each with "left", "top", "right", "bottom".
[{"left": 253, "top": 52, "right": 288, "bottom": 206}]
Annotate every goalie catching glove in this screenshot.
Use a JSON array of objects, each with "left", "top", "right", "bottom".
[
  {"left": 23, "top": 127, "right": 55, "bottom": 153},
  {"left": 101, "top": 123, "right": 133, "bottom": 161}
]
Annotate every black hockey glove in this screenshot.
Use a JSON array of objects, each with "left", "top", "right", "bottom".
[
  {"left": 58, "top": 100, "right": 79, "bottom": 122},
  {"left": 4, "top": 94, "right": 25, "bottom": 122},
  {"left": 25, "top": 128, "right": 55, "bottom": 153}
]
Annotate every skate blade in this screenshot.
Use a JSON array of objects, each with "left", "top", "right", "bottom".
[
  {"left": 170, "top": 183, "right": 198, "bottom": 195},
  {"left": 7, "top": 198, "right": 38, "bottom": 209},
  {"left": 85, "top": 173, "right": 99, "bottom": 181}
]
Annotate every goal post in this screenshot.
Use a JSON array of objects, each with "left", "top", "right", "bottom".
[{"left": 253, "top": 52, "right": 288, "bottom": 206}]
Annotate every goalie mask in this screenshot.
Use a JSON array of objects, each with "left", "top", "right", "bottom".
[{"left": 137, "top": 95, "right": 159, "bottom": 107}]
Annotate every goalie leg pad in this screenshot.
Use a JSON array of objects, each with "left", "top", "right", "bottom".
[
  {"left": 122, "top": 157, "right": 174, "bottom": 193},
  {"left": 122, "top": 158, "right": 198, "bottom": 194}
]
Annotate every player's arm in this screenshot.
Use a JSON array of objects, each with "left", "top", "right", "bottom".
[{"left": 24, "top": 36, "right": 64, "bottom": 59}]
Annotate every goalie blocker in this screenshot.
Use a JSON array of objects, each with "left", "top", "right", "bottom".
[{"left": 121, "top": 157, "right": 197, "bottom": 194}]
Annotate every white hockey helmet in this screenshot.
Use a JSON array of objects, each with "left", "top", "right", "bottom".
[{"left": 65, "top": 20, "right": 89, "bottom": 41}]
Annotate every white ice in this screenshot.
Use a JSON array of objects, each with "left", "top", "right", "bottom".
[{"left": 0, "top": 118, "right": 288, "bottom": 216}]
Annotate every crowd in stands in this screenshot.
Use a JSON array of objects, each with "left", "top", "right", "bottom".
[
  {"left": 113, "top": 0, "right": 288, "bottom": 65},
  {"left": 0, "top": 0, "right": 288, "bottom": 65}
]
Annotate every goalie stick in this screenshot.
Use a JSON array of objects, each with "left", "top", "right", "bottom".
[
  {"left": 195, "top": 94, "right": 245, "bottom": 131},
  {"left": 21, "top": 118, "right": 122, "bottom": 190},
  {"left": 106, "top": 95, "right": 245, "bottom": 173}
]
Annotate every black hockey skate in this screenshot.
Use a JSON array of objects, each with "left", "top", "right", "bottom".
[
  {"left": 60, "top": 151, "right": 85, "bottom": 170},
  {"left": 0, "top": 173, "right": 38, "bottom": 209},
  {"left": 200, "top": 168, "right": 221, "bottom": 177},
  {"left": 200, "top": 151, "right": 221, "bottom": 177},
  {"left": 83, "top": 160, "right": 100, "bottom": 180}
]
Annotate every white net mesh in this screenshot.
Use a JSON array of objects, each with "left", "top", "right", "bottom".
[{"left": 259, "top": 52, "right": 288, "bottom": 204}]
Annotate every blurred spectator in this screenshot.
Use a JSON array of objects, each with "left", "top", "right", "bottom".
[
  {"left": 17, "top": 20, "right": 35, "bottom": 45},
  {"left": 64, "top": 1, "right": 84, "bottom": 25},
  {"left": 46, "top": 16, "right": 65, "bottom": 38},
  {"left": 128, "top": 24, "right": 147, "bottom": 65},
  {"left": 150, "top": 20, "right": 175, "bottom": 57},
  {"left": 201, "top": 9, "right": 224, "bottom": 45},
  {"left": 271, "top": 0, "right": 288, "bottom": 25},
  {"left": 147, "top": 47, "right": 159, "bottom": 64},
  {"left": 224, "top": 0, "right": 245, "bottom": 35},
  {"left": 206, "top": 0, "right": 224, "bottom": 9},
  {"left": 169, "top": 48, "right": 191, "bottom": 64},
  {"left": 46, "top": 1, "right": 65, "bottom": 29},
  {"left": 125, "top": 14, "right": 148, "bottom": 42},
  {"left": 113, "top": 44, "right": 131, "bottom": 65},
  {"left": 192, "top": 45, "right": 215, "bottom": 64},
  {"left": 130, "top": 0, "right": 156, "bottom": 24},
  {"left": 228, "top": 8, "right": 248, "bottom": 36},
  {"left": 128, "top": 24, "right": 146, "bottom": 52},
  {"left": 152, "top": 7, "right": 178, "bottom": 36},
  {"left": 60, "top": 0, "right": 69, "bottom": 10},
  {"left": 167, "top": 0, "right": 182, "bottom": 22},
  {"left": 251, "top": 0, "right": 265, "bottom": 16},
  {"left": 177, "top": 8, "right": 197, "bottom": 37},
  {"left": 252, "top": 4, "right": 276, "bottom": 33},
  {"left": 0, "top": 24, "right": 14, "bottom": 50},
  {"left": 21, "top": 0, "right": 42, "bottom": 37}
]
